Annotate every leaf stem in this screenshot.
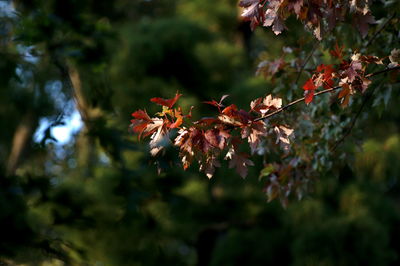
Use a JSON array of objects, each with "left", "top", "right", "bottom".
[{"left": 254, "top": 66, "right": 400, "bottom": 122}]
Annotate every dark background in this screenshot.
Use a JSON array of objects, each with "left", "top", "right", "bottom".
[{"left": 1, "top": 0, "right": 400, "bottom": 265}]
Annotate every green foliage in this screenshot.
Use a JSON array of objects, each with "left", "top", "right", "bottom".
[{"left": 1, "top": 0, "right": 400, "bottom": 265}]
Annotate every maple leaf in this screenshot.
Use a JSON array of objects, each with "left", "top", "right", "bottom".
[
  {"left": 239, "top": 0, "right": 263, "bottom": 30},
  {"left": 200, "top": 155, "right": 221, "bottom": 179},
  {"left": 251, "top": 94, "right": 282, "bottom": 114},
  {"left": 256, "top": 58, "right": 286, "bottom": 79},
  {"left": 359, "top": 55, "right": 383, "bottom": 65},
  {"left": 130, "top": 109, "right": 152, "bottom": 139},
  {"left": 250, "top": 97, "right": 263, "bottom": 113},
  {"left": 350, "top": 0, "right": 371, "bottom": 15},
  {"left": 342, "top": 58, "right": 362, "bottom": 82},
  {"left": 175, "top": 126, "right": 228, "bottom": 177},
  {"left": 204, "top": 128, "right": 231, "bottom": 150},
  {"left": 274, "top": 125, "right": 294, "bottom": 152},
  {"left": 180, "top": 127, "right": 214, "bottom": 154},
  {"left": 389, "top": 49, "right": 400, "bottom": 67},
  {"left": 225, "top": 147, "right": 254, "bottom": 178},
  {"left": 150, "top": 93, "right": 182, "bottom": 109},
  {"left": 263, "top": 94, "right": 282, "bottom": 109},
  {"left": 288, "top": 0, "right": 304, "bottom": 16},
  {"left": 241, "top": 121, "right": 268, "bottom": 154},
  {"left": 218, "top": 104, "right": 252, "bottom": 126},
  {"left": 303, "top": 78, "right": 316, "bottom": 104},
  {"left": 194, "top": 117, "right": 221, "bottom": 127},
  {"left": 338, "top": 83, "right": 352, "bottom": 107},
  {"left": 352, "top": 76, "right": 371, "bottom": 93},
  {"left": 174, "top": 128, "right": 194, "bottom": 169},
  {"left": 330, "top": 43, "right": 344, "bottom": 60},
  {"left": 316, "top": 64, "right": 334, "bottom": 79},
  {"left": 174, "top": 128, "right": 190, "bottom": 149},
  {"left": 326, "top": 5, "right": 345, "bottom": 31},
  {"left": 218, "top": 114, "right": 243, "bottom": 126},
  {"left": 316, "top": 64, "right": 335, "bottom": 89},
  {"left": 203, "top": 95, "right": 229, "bottom": 112},
  {"left": 353, "top": 12, "right": 375, "bottom": 38},
  {"left": 148, "top": 118, "right": 169, "bottom": 156},
  {"left": 263, "top": 1, "right": 287, "bottom": 35}
]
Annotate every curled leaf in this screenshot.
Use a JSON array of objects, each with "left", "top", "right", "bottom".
[{"left": 150, "top": 93, "right": 182, "bottom": 109}]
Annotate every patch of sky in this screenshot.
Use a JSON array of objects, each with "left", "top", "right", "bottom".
[
  {"left": 0, "top": 1, "right": 15, "bottom": 17},
  {"left": 17, "top": 45, "right": 40, "bottom": 64},
  {"left": 34, "top": 80, "right": 83, "bottom": 146}
]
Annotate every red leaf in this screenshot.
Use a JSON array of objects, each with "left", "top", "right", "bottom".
[
  {"left": 194, "top": 117, "right": 221, "bottom": 126},
  {"left": 330, "top": 42, "right": 344, "bottom": 60},
  {"left": 200, "top": 155, "right": 221, "bottom": 179},
  {"left": 316, "top": 64, "right": 335, "bottom": 89},
  {"left": 150, "top": 93, "right": 182, "bottom": 108},
  {"left": 203, "top": 100, "right": 220, "bottom": 107},
  {"left": 241, "top": 121, "right": 267, "bottom": 154},
  {"left": 225, "top": 148, "right": 254, "bottom": 178},
  {"left": 323, "top": 78, "right": 334, "bottom": 89},
  {"left": 130, "top": 109, "right": 152, "bottom": 139},
  {"left": 219, "top": 104, "right": 252, "bottom": 125},
  {"left": 131, "top": 109, "right": 151, "bottom": 121},
  {"left": 303, "top": 78, "right": 316, "bottom": 91},
  {"left": 239, "top": 0, "right": 263, "bottom": 30},
  {"left": 250, "top": 97, "right": 263, "bottom": 113},
  {"left": 204, "top": 128, "right": 230, "bottom": 150},
  {"left": 221, "top": 104, "right": 238, "bottom": 115},
  {"left": 303, "top": 78, "right": 316, "bottom": 104},
  {"left": 304, "top": 90, "right": 315, "bottom": 105},
  {"left": 203, "top": 95, "right": 228, "bottom": 111},
  {"left": 353, "top": 12, "right": 375, "bottom": 38}
]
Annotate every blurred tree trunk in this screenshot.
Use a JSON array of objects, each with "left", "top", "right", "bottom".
[
  {"left": 6, "top": 112, "right": 38, "bottom": 176},
  {"left": 54, "top": 58, "right": 97, "bottom": 177}
]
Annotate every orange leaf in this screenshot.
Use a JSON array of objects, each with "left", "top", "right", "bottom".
[{"left": 338, "top": 85, "right": 350, "bottom": 99}]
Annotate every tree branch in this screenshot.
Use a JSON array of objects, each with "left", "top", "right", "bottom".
[
  {"left": 254, "top": 66, "right": 400, "bottom": 122},
  {"left": 365, "top": 12, "right": 397, "bottom": 48},
  {"left": 331, "top": 85, "right": 378, "bottom": 151}
]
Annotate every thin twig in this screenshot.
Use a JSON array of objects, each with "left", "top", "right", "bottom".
[
  {"left": 254, "top": 87, "right": 338, "bottom": 122},
  {"left": 254, "top": 66, "right": 400, "bottom": 122},
  {"left": 366, "top": 66, "right": 400, "bottom": 78},
  {"left": 365, "top": 12, "right": 396, "bottom": 47},
  {"left": 294, "top": 41, "right": 320, "bottom": 84},
  {"left": 331, "top": 85, "right": 378, "bottom": 151}
]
